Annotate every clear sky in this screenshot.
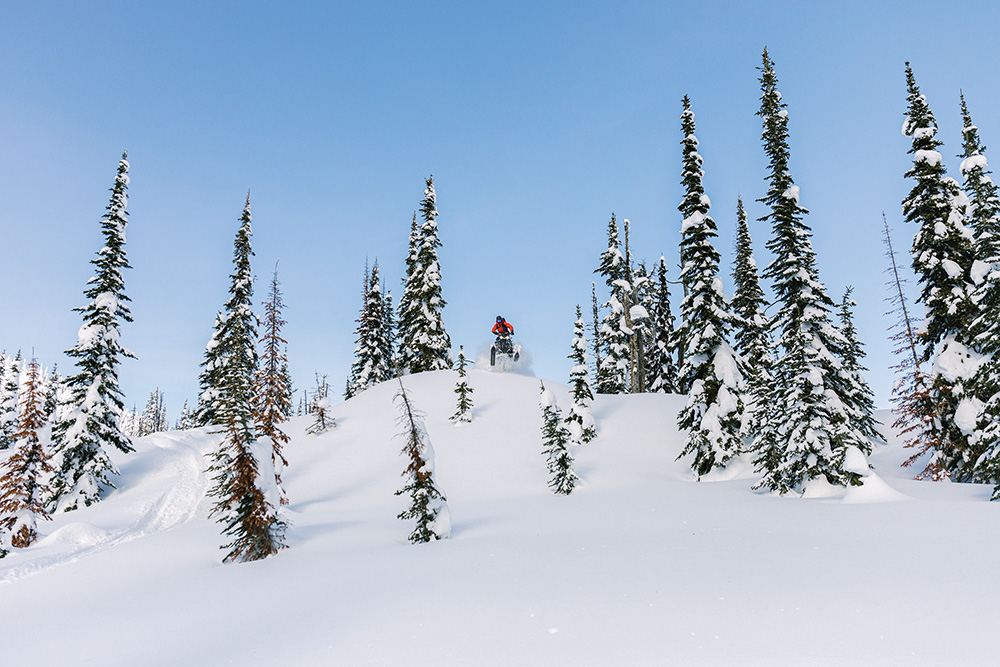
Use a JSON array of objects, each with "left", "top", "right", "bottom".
[{"left": 2, "top": 1, "right": 999, "bottom": 420}]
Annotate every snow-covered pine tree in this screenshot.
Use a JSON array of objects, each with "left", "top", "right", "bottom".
[
  {"left": 252, "top": 266, "right": 291, "bottom": 505},
  {"left": 957, "top": 95, "right": 1000, "bottom": 488},
  {"left": 397, "top": 178, "right": 452, "bottom": 374},
  {"left": 594, "top": 214, "right": 630, "bottom": 394},
  {"left": 646, "top": 257, "right": 679, "bottom": 394},
  {"left": 673, "top": 96, "right": 746, "bottom": 477},
  {"left": 0, "top": 352, "right": 20, "bottom": 450},
  {"left": 306, "top": 372, "right": 334, "bottom": 434},
  {"left": 344, "top": 265, "right": 369, "bottom": 400},
  {"left": 280, "top": 353, "right": 294, "bottom": 418},
  {"left": 394, "top": 380, "right": 450, "bottom": 543},
  {"left": 900, "top": 64, "right": 978, "bottom": 480},
  {"left": 750, "top": 51, "right": 871, "bottom": 494},
  {"left": 0, "top": 356, "right": 53, "bottom": 555},
  {"left": 837, "top": 288, "right": 881, "bottom": 442},
  {"left": 383, "top": 288, "right": 397, "bottom": 378},
  {"left": 590, "top": 282, "right": 604, "bottom": 387},
  {"left": 49, "top": 153, "right": 135, "bottom": 512},
  {"left": 118, "top": 405, "right": 138, "bottom": 439},
  {"left": 540, "top": 381, "right": 577, "bottom": 495},
  {"left": 730, "top": 197, "right": 772, "bottom": 433},
  {"left": 176, "top": 399, "right": 193, "bottom": 430},
  {"left": 205, "top": 194, "right": 285, "bottom": 563},
  {"left": 348, "top": 262, "right": 392, "bottom": 397},
  {"left": 564, "top": 305, "right": 596, "bottom": 444},
  {"left": 450, "top": 346, "right": 474, "bottom": 423},
  {"left": 138, "top": 388, "right": 167, "bottom": 436},
  {"left": 42, "top": 365, "right": 61, "bottom": 423},
  {"left": 193, "top": 311, "right": 227, "bottom": 427},
  {"left": 395, "top": 213, "right": 420, "bottom": 375}
]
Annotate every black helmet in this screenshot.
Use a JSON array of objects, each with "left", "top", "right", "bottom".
[{"left": 496, "top": 315, "right": 503, "bottom": 322}]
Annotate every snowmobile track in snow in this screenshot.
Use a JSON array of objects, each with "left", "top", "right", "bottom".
[{"left": 0, "top": 434, "right": 209, "bottom": 585}]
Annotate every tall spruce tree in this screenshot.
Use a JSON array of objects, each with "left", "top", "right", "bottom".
[
  {"left": 205, "top": 194, "right": 285, "bottom": 563},
  {"left": 590, "top": 282, "right": 604, "bottom": 387},
  {"left": 0, "top": 357, "right": 53, "bottom": 555},
  {"left": 673, "top": 96, "right": 746, "bottom": 477},
  {"left": 49, "top": 153, "right": 135, "bottom": 512},
  {"left": 751, "top": 50, "right": 871, "bottom": 494},
  {"left": 564, "top": 305, "right": 597, "bottom": 444},
  {"left": 646, "top": 257, "right": 679, "bottom": 394},
  {"left": 397, "top": 178, "right": 452, "bottom": 374},
  {"left": 252, "top": 266, "right": 291, "bottom": 505},
  {"left": 900, "top": 64, "right": 978, "bottom": 480},
  {"left": 594, "top": 214, "right": 629, "bottom": 394},
  {"left": 837, "top": 288, "right": 881, "bottom": 442},
  {"left": 958, "top": 95, "right": 1000, "bottom": 487},
  {"left": 730, "top": 197, "right": 772, "bottom": 433},
  {"left": 348, "top": 262, "right": 392, "bottom": 397}
]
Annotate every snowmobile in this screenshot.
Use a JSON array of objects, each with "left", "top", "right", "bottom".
[{"left": 490, "top": 332, "right": 521, "bottom": 366}]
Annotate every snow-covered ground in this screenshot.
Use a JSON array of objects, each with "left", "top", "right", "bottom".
[{"left": 3, "top": 369, "right": 997, "bottom": 666}]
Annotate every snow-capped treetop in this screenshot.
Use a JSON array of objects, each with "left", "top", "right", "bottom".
[
  {"left": 902, "top": 65, "right": 976, "bottom": 358},
  {"left": 595, "top": 213, "right": 624, "bottom": 288}
]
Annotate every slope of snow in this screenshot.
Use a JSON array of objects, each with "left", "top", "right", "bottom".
[{"left": 2, "top": 370, "right": 997, "bottom": 666}]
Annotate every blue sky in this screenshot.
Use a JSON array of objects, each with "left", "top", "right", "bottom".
[{"left": 2, "top": 1, "right": 999, "bottom": 419}]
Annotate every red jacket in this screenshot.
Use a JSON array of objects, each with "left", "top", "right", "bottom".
[{"left": 492, "top": 320, "right": 514, "bottom": 335}]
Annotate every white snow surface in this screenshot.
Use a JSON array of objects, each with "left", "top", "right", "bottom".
[{"left": 2, "top": 370, "right": 998, "bottom": 666}]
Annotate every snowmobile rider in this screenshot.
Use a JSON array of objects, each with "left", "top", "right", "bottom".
[{"left": 492, "top": 316, "right": 514, "bottom": 337}]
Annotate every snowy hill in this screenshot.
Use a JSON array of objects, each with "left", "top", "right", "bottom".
[{"left": 2, "top": 369, "right": 997, "bottom": 666}]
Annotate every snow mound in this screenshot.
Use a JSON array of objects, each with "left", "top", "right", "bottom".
[{"left": 841, "top": 473, "right": 911, "bottom": 504}]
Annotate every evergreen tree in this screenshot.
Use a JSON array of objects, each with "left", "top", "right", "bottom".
[
  {"left": 590, "top": 282, "right": 603, "bottom": 386},
  {"left": 646, "top": 257, "right": 679, "bottom": 394},
  {"left": 205, "top": 194, "right": 285, "bottom": 563},
  {"left": 193, "top": 311, "right": 227, "bottom": 427},
  {"left": 397, "top": 178, "right": 452, "bottom": 374},
  {"left": 49, "top": 153, "right": 135, "bottom": 512},
  {"left": 394, "top": 380, "right": 450, "bottom": 543},
  {"left": 43, "top": 365, "right": 62, "bottom": 423},
  {"left": 673, "top": 96, "right": 746, "bottom": 477},
  {"left": 279, "top": 353, "right": 295, "bottom": 418},
  {"left": 176, "top": 399, "right": 193, "bottom": 430},
  {"left": 540, "top": 381, "right": 577, "bottom": 495},
  {"left": 0, "top": 357, "right": 53, "bottom": 555},
  {"left": 730, "top": 197, "right": 772, "bottom": 433},
  {"left": 450, "top": 346, "right": 474, "bottom": 423},
  {"left": 750, "top": 50, "right": 871, "bottom": 494},
  {"left": 348, "top": 262, "right": 392, "bottom": 397},
  {"left": 837, "top": 288, "right": 881, "bottom": 442},
  {"left": 395, "top": 213, "right": 420, "bottom": 374},
  {"left": 138, "top": 388, "right": 167, "bottom": 436},
  {"left": 564, "top": 306, "right": 596, "bottom": 444},
  {"left": 252, "top": 266, "right": 291, "bottom": 505},
  {"left": 594, "top": 214, "right": 629, "bottom": 394},
  {"left": 900, "top": 63, "right": 978, "bottom": 479},
  {"left": 0, "top": 353, "right": 20, "bottom": 450},
  {"left": 958, "top": 95, "right": 1000, "bottom": 487},
  {"left": 383, "top": 288, "right": 397, "bottom": 378}
]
